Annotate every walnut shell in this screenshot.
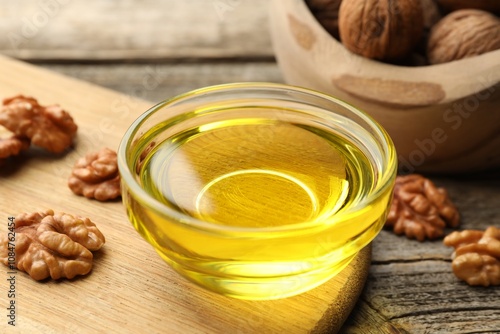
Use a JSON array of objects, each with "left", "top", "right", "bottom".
[
  {"left": 338, "top": 0, "right": 424, "bottom": 60},
  {"left": 427, "top": 9, "right": 500, "bottom": 64},
  {"left": 421, "top": 0, "right": 442, "bottom": 30},
  {"left": 436, "top": 0, "right": 500, "bottom": 13},
  {"left": 306, "top": 0, "right": 342, "bottom": 39}
]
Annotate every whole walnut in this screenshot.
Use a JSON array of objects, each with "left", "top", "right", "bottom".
[
  {"left": 427, "top": 9, "right": 500, "bottom": 64},
  {"left": 306, "top": 0, "right": 342, "bottom": 39},
  {"left": 436, "top": 0, "right": 500, "bottom": 13},
  {"left": 421, "top": 0, "right": 442, "bottom": 30},
  {"left": 338, "top": 0, "right": 424, "bottom": 60}
]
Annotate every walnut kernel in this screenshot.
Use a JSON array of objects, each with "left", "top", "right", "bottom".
[
  {"left": 444, "top": 226, "right": 500, "bottom": 286},
  {"left": 135, "top": 141, "right": 156, "bottom": 174},
  {"left": 338, "top": 0, "right": 424, "bottom": 60},
  {"left": 0, "top": 135, "right": 29, "bottom": 159},
  {"left": 0, "top": 209, "right": 105, "bottom": 280},
  {"left": 68, "top": 148, "right": 121, "bottom": 201},
  {"left": 427, "top": 9, "right": 500, "bottom": 64},
  {"left": 0, "top": 95, "right": 77, "bottom": 153},
  {"left": 385, "top": 174, "right": 460, "bottom": 241},
  {"left": 0, "top": 133, "right": 30, "bottom": 167}
]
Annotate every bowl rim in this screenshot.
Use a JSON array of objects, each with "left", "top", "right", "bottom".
[
  {"left": 117, "top": 82, "right": 397, "bottom": 235},
  {"left": 270, "top": 0, "right": 500, "bottom": 104}
]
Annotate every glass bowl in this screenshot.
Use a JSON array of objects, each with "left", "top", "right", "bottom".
[{"left": 118, "top": 82, "right": 397, "bottom": 300}]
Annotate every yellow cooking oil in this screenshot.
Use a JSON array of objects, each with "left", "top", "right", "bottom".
[{"left": 128, "top": 109, "right": 392, "bottom": 299}]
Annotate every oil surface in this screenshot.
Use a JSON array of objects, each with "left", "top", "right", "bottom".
[
  {"left": 128, "top": 115, "right": 391, "bottom": 299},
  {"left": 140, "top": 119, "right": 372, "bottom": 228}
]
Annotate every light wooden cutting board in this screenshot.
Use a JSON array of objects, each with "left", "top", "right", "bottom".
[{"left": 0, "top": 55, "right": 370, "bottom": 334}]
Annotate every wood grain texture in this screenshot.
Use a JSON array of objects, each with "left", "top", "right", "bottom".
[
  {"left": 341, "top": 176, "right": 500, "bottom": 333},
  {"left": 0, "top": 55, "right": 372, "bottom": 333},
  {"left": 0, "top": 0, "right": 273, "bottom": 61},
  {"left": 42, "top": 62, "right": 284, "bottom": 104},
  {"left": 334, "top": 75, "right": 446, "bottom": 107}
]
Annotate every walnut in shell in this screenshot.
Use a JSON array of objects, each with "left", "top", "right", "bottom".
[
  {"left": 0, "top": 95, "right": 77, "bottom": 153},
  {"left": 385, "top": 174, "right": 460, "bottom": 241},
  {"left": 427, "top": 9, "right": 500, "bottom": 64},
  {"left": 0, "top": 209, "right": 105, "bottom": 280},
  {"left": 436, "top": 0, "right": 500, "bottom": 13},
  {"left": 338, "top": 0, "right": 424, "bottom": 60},
  {"left": 444, "top": 226, "right": 500, "bottom": 286},
  {"left": 421, "top": 0, "right": 442, "bottom": 30},
  {"left": 68, "top": 148, "right": 121, "bottom": 201},
  {"left": 306, "top": 0, "right": 342, "bottom": 39}
]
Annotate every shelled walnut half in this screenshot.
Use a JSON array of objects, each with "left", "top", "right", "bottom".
[
  {"left": 444, "top": 226, "right": 500, "bottom": 286},
  {"left": 0, "top": 95, "right": 77, "bottom": 154},
  {"left": 385, "top": 174, "right": 460, "bottom": 241},
  {"left": 68, "top": 148, "right": 121, "bottom": 201},
  {"left": 0, "top": 209, "right": 105, "bottom": 280},
  {"left": 0, "top": 131, "right": 30, "bottom": 166}
]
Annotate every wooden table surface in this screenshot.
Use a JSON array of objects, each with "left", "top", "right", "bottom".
[{"left": 1, "top": 1, "right": 499, "bottom": 333}]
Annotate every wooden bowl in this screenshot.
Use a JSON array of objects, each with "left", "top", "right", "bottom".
[{"left": 269, "top": 0, "right": 500, "bottom": 174}]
